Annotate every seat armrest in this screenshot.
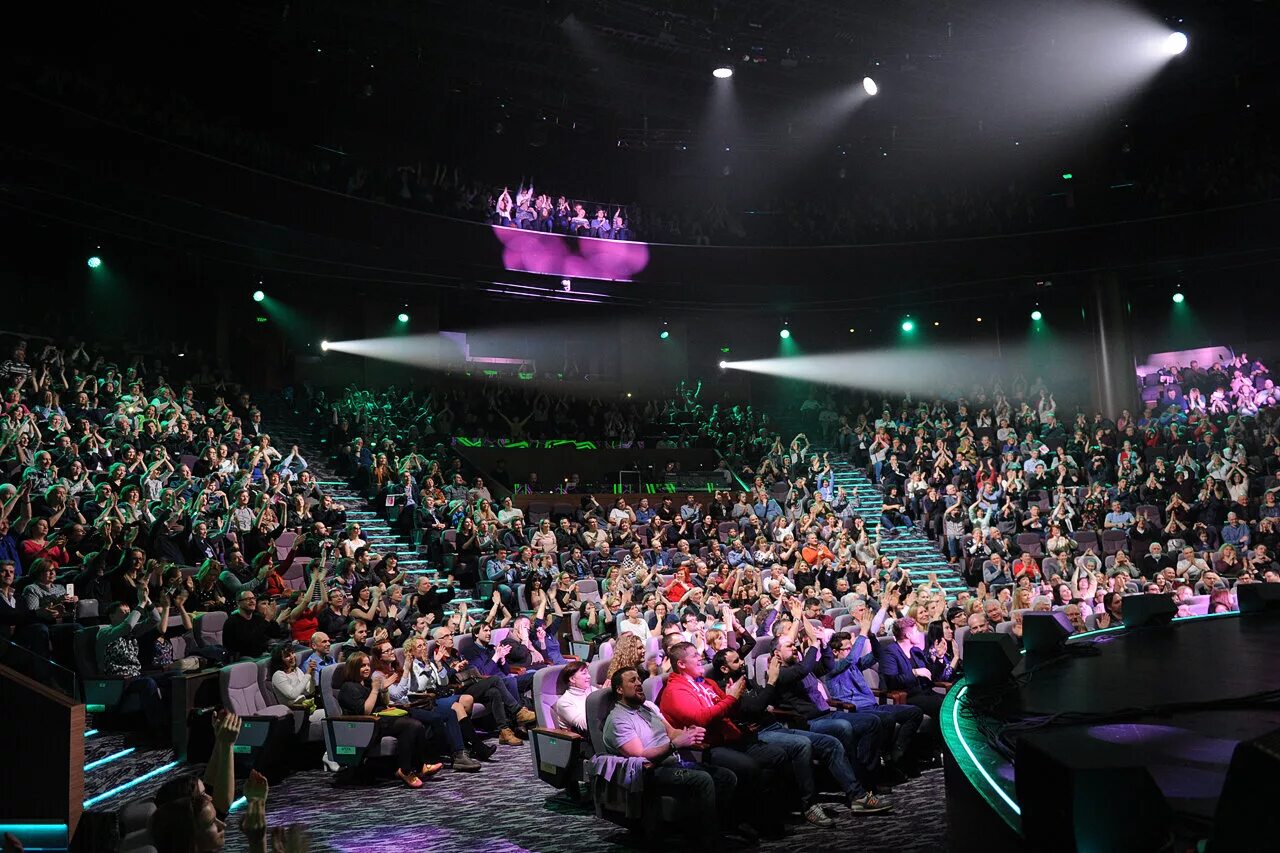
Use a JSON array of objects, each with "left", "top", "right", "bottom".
[
  {"left": 331, "top": 715, "right": 379, "bottom": 723},
  {"left": 827, "top": 698, "right": 858, "bottom": 712},
  {"left": 873, "top": 689, "right": 910, "bottom": 705},
  {"left": 508, "top": 666, "right": 528, "bottom": 675},
  {"left": 531, "top": 726, "right": 583, "bottom": 741},
  {"left": 766, "top": 706, "right": 804, "bottom": 720}
]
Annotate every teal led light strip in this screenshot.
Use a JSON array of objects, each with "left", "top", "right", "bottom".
[
  {"left": 951, "top": 686, "right": 1021, "bottom": 816},
  {"left": 84, "top": 760, "right": 180, "bottom": 809},
  {"left": 229, "top": 796, "right": 247, "bottom": 811},
  {"left": 84, "top": 747, "right": 136, "bottom": 771},
  {"left": 0, "top": 824, "right": 68, "bottom": 850},
  {"left": 84, "top": 729, "right": 99, "bottom": 738}
]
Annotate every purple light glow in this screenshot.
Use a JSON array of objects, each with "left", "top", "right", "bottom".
[
  {"left": 1085, "top": 724, "right": 1239, "bottom": 763},
  {"left": 492, "top": 226, "right": 649, "bottom": 282}
]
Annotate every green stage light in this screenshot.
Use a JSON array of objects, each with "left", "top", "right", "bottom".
[
  {"left": 1172, "top": 292, "right": 1185, "bottom": 304},
  {"left": 87, "top": 256, "right": 102, "bottom": 269},
  {"left": 1031, "top": 310, "right": 1043, "bottom": 321},
  {"left": 1061, "top": 172, "right": 1073, "bottom": 180},
  {"left": 901, "top": 320, "right": 914, "bottom": 332},
  {"left": 252, "top": 290, "right": 265, "bottom": 302},
  {"left": 398, "top": 312, "right": 410, "bottom": 323},
  {"left": 660, "top": 330, "right": 670, "bottom": 340},
  {"left": 779, "top": 328, "right": 791, "bottom": 339}
]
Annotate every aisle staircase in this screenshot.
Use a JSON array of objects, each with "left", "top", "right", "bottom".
[
  {"left": 266, "top": 408, "right": 487, "bottom": 618},
  {"left": 828, "top": 457, "right": 969, "bottom": 601}
]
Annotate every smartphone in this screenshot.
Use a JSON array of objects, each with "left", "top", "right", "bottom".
[{"left": 65, "top": 583, "right": 75, "bottom": 598}]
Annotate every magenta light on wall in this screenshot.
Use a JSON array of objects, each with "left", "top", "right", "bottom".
[{"left": 492, "top": 227, "right": 650, "bottom": 282}]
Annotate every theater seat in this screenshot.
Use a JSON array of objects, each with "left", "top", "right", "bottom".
[
  {"left": 584, "top": 688, "right": 680, "bottom": 832},
  {"left": 220, "top": 661, "right": 294, "bottom": 768},
  {"left": 319, "top": 664, "right": 398, "bottom": 770},
  {"left": 530, "top": 665, "right": 587, "bottom": 795}
]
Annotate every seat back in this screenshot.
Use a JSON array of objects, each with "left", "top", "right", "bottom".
[
  {"left": 1101, "top": 530, "right": 1129, "bottom": 555},
  {"left": 585, "top": 687, "right": 618, "bottom": 755},
  {"left": 955, "top": 626, "right": 970, "bottom": 659},
  {"left": 751, "top": 653, "right": 770, "bottom": 687},
  {"left": 319, "top": 663, "right": 343, "bottom": 717},
  {"left": 588, "top": 656, "right": 612, "bottom": 687},
  {"left": 274, "top": 531, "right": 298, "bottom": 561},
  {"left": 576, "top": 579, "right": 601, "bottom": 602},
  {"left": 596, "top": 640, "right": 614, "bottom": 663},
  {"left": 533, "top": 664, "right": 567, "bottom": 728},
  {"left": 643, "top": 673, "right": 668, "bottom": 706},
  {"left": 256, "top": 658, "right": 279, "bottom": 705},
  {"left": 73, "top": 625, "right": 103, "bottom": 678},
  {"left": 455, "top": 633, "right": 478, "bottom": 661},
  {"left": 746, "top": 635, "right": 775, "bottom": 662},
  {"left": 492, "top": 627, "right": 511, "bottom": 647},
  {"left": 221, "top": 661, "right": 270, "bottom": 716},
  {"left": 195, "top": 610, "right": 228, "bottom": 647},
  {"left": 1074, "top": 531, "right": 1100, "bottom": 553},
  {"left": 833, "top": 614, "right": 854, "bottom": 633},
  {"left": 1041, "top": 557, "right": 1061, "bottom": 577}
]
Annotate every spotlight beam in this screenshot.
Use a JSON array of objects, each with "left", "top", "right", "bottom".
[{"left": 721, "top": 343, "right": 1086, "bottom": 397}]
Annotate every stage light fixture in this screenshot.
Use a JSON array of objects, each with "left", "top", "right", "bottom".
[
  {"left": 713, "top": 66, "right": 734, "bottom": 79},
  {"left": 862, "top": 76, "right": 878, "bottom": 96},
  {"left": 1172, "top": 292, "right": 1185, "bottom": 304},
  {"left": 252, "top": 290, "right": 265, "bottom": 302},
  {"left": 86, "top": 256, "right": 102, "bottom": 269},
  {"left": 660, "top": 330, "right": 670, "bottom": 340},
  {"left": 779, "top": 328, "right": 791, "bottom": 340},
  {"left": 1164, "top": 32, "right": 1188, "bottom": 56},
  {"left": 320, "top": 340, "right": 330, "bottom": 351},
  {"left": 398, "top": 312, "right": 410, "bottom": 323},
  {"left": 719, "top": 360, "right": 728, "bottom": 369},
  {"left": 901, "top": 320, "right": 914, "bottom": 332},
  {"left": 1031, "top": 310, "right": 1043, "bottom": 321}
]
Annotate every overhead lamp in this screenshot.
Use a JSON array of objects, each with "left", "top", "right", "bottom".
[
  {"left": 713, "top": 66, "right": 734, "bottom": 79},
  {"left": 862, "top": 76, "right": 878, "bottom": 96}
]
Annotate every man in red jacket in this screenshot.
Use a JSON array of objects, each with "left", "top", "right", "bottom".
[{"left": 659, "top": 642, "right": 791, "bottom": 839}]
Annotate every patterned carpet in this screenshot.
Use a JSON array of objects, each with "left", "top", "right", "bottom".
[{"left": 220, "top": 740, "right": 949, "bottom": 853}]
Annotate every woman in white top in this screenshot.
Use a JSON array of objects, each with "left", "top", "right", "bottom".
[
  {"left": 550, "top": 661, "right": 592, "bottom": 733},
  {"left": 618, "top": 603, "right": 650, "bottom": 640},
  {"left": 338, "top": 522, "right": 367, "bottom": 558},
  {"left": 268, "top": 644, "right": 319, "bottom": 711}
]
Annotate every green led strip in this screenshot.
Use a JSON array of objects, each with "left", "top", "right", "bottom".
[{"left": 941, "top": 683, "right": 1023, "bottom": 830}]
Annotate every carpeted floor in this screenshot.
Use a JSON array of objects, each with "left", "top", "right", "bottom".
[{"left": 220, "top": 740, "right": 948, "bottom": 853}]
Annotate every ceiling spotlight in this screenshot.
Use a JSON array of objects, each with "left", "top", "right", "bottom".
[
  {"left": 87, "top": 255, "right": 102, "bottom": 269},
  {"left": 398, "top": 312, "right": 410, "bottom": 323},
  {"left": 779, "top": 328, "right": 791, "bottom": 340},
  {"left": 901, "top": 320, "right": 914, "bottom": 332},
  {"left": 320, "top": 340, "right": 330, "bottom": 351},
  {"left": 713, "top": 66, "right": 734, "bottom": 79},
  {"left": 862, "top": 76, "right": 878, "bottom": 96},
  {"left": 660, "top": 330, "right": 670, "bottom": 340},
  {"left": 976, "top": 317, "right": 983, "bottom": 323},
  {"left": 252, "top": 290, "right": 265, "bottom": 302},
  {"left": 1164, "top": 32, "right": 1188, "bottom": 56},
  {"left": 1172, "top": 292, "right": 1185, "bottom": 304},
  {"left": 718, "top": 360, "right": 728, "bottom": 369},
  {"left": 1031, "top": 310, "right": 1043, "bottom": 321}
]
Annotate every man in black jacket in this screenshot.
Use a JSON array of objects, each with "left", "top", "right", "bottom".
[
  {"left": 710, "top": 647, "right": 887, "bottom": 822},
  {"left": 222, "top": 590, "right": 287, "bottom": 660}
]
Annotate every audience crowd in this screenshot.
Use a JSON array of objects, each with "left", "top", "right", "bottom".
[
  {"left": 27, "top": 64, "right": 1280, "bottom": 248},
  {"left": 1142, "top": 351, "right": 1274, "bottom": 417},
  {"left": 4, "top": 323, "right": 1278, "bottom": 850}
]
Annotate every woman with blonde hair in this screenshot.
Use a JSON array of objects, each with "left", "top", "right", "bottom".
[{"left": 605, "top": 632, "right": 646, "bottom": 681}]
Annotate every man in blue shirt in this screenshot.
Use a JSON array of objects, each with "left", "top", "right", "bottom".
[
  {"left": 1104, "top": 501, "right": 1135, "bottom": 530},
  {"left": 819, "top": 629, "right": 924, "bottom": 776},
  {"left": 485, "top": 547, "right": 519, "bottom": 611},
  {"left": 1221, "top": 512, "right": 1251, "bottom": 549}
]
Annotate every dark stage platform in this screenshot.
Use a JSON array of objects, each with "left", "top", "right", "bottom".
[{"left": 940, "top": 610, "right": 1280, "bottom": 852}]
